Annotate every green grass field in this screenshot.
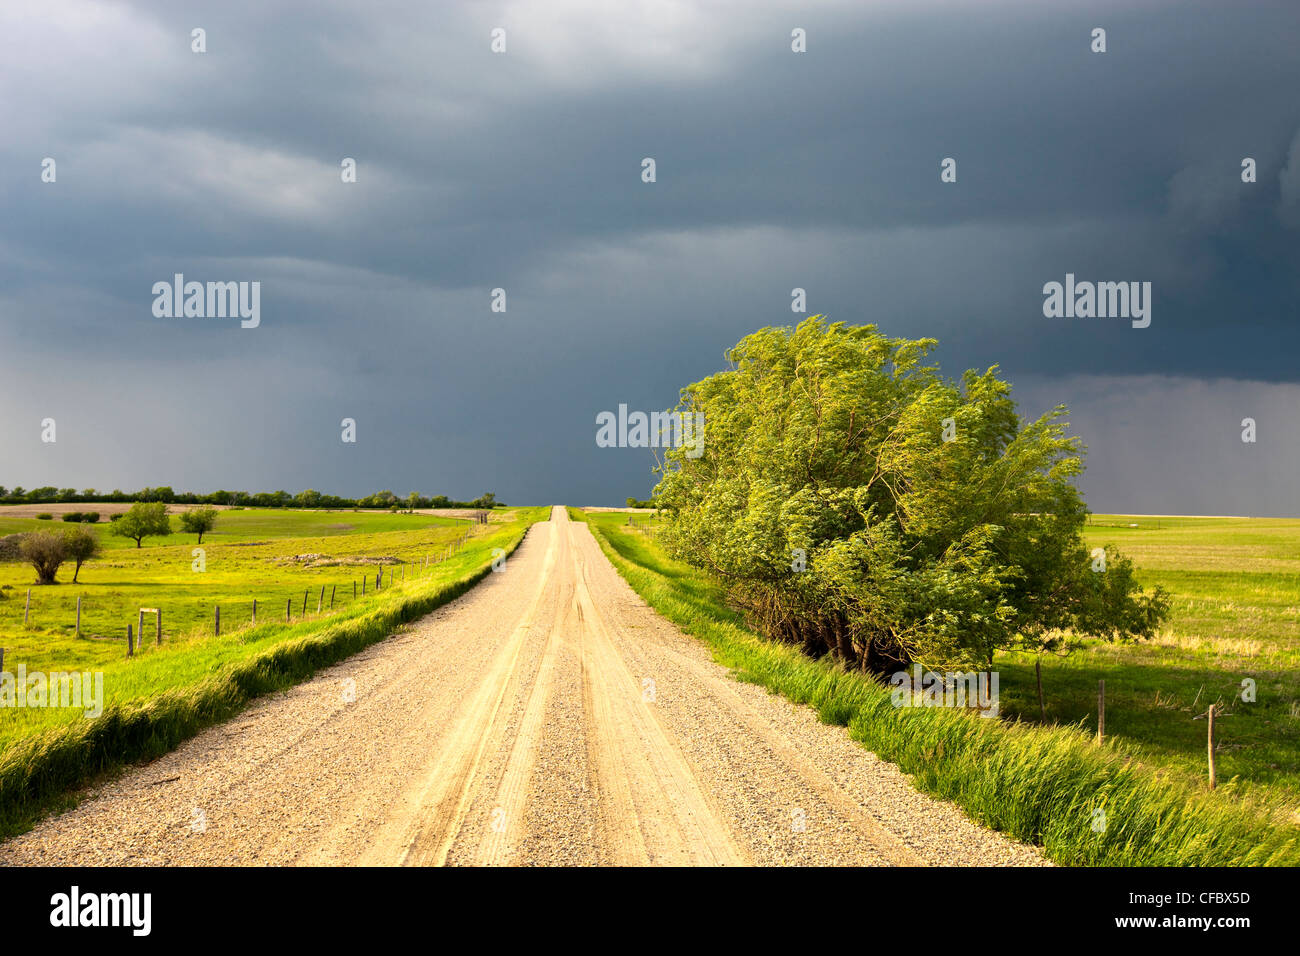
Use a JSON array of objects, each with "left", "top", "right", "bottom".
[
  {"left": 578, "top": 509, "right": 1300, "bottom": 865},
  {"left": 997, "top": 514, "right": 1300, "bottom": 805},
  {"left": 0, "top": 505, "right": 550, "bottom": 837},
  {"left": 0, "top": 507, "right": 542, "bottom": 750},
  {"left": 0, "top": 509, "right": 475, "bottom": 675}
]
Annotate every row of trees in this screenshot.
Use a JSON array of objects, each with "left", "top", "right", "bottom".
[
  {"left": 4, "top": 489, "right": 498, "bottom": 584},
  {"left": 107, "top": 503, "right": 219, "bottom": 547},
  {"left": 5, "top": 503, "right": 221, "bottom": 584},
  {"left": 652, "top": 317, "right": 1169, "bottom": 679},
  {"left": 0, "top": 486, "right": 503, "bottom": 510}
]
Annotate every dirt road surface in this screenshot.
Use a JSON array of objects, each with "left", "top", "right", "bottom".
[{"left": 0, "top": 507, "right": 1045, "bottom": 867}]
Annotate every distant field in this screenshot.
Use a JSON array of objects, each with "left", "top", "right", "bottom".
[
  {"left": 0, "top": 507, "right": 462, "bottom": 543},
  {"left": 0, "top": 505, "right": 550, "bottom": 838},
  {"left": 0, "top": 507, "right": 538, "bottom": 748},
  {"left": 998, "top": 513, "right": 1300, "bottom": 805}
]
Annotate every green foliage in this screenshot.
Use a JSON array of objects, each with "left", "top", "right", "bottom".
[
  {"left": 110, "top": 502, "right": 172, "bottom": 548},
  {"left": 61, "top": 525, "right": 100, "bottom": 583},
  {"left": 34, "top": 514, "right": 52, "bottom": 521},
  {"left": 178, "top": 505, "right": 218, "bottom": 543},
  {"left": 654, "top": 317, "right": 1168, "bottom": 674}
]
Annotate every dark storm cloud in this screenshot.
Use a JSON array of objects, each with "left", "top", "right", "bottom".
[{"left": 0, "top": 0, "right": 1297, "bottom": 511}]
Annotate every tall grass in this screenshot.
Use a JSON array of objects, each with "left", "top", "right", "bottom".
[
  {"left": 579, "top": 509, "right": 1300, "bottom": 866},
  {"left": 0, "top": 508, "right": 549, "bottom": 840}
]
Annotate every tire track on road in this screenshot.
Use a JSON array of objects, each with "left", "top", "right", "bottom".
[
  {"left": 363, "top": 521, "right": 559, "bottom": 867},
  {"left": 571, "top": 516, "right": 748, "bottom": 867}
]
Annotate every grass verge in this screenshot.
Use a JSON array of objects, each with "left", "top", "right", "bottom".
[{"left": 576, "top": 509, "right": 1300, "bottom": 866}]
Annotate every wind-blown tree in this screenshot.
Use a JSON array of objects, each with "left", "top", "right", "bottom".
[
  {"left": 179, "top": 506, "right": 218, "bottom": 543},
  {"left": 62, "top": 525, "right": 101, "bottom": 583},
  {"left": 653, "top": 317, "right": 1168, "bottom": 678},
  {"left": 111, "top": 502, "right": 173, "bottom": 548}
]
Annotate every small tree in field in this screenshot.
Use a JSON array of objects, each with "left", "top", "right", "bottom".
[
  {"left": 21, "top": 530, "right": 66, "bottom": 584},
  {"left": 111, "top": 502, "right": 172, "bottom": 548},
  {"left": 179, "top": 506, "right": 218, "bottom": 543},
  {"left": 62, "top": 525, "right": 101, "bottom": 583}
]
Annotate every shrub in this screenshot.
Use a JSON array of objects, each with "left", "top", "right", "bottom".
[
  {"left": 0, "top": 535, "right": 24, "bottom": 562},
  {"left": 20, "top": 531, "right": 66, "bottom": 584},
  {"left": 82, "top": 512, "right": 100, "bottom": 523},
  {"left": 34, "top": 513, "right": 52, "bottom": 521},
  {"left": 60, "top": 512, "right": 83, "bottom": 523}
]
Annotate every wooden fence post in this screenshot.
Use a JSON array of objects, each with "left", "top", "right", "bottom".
[
  {"left": 1035, "top": 658, "right": 1045, "bottom": 722},
  {"left": 24, "top": 589, "right": 30, "bottom": 626},
  {"left": 0, "top": 648, "right": 4, "bottom": 672},
  {"left": 252, "top": 598, "right": 257, "bottom": 624},
  {"left": 76, "top": 595, "right": 82, "bottom": 638},
  {"left": 353, "top": 580, "right": 357, "bottom": 598},
  {"left": 138, "top": 608, "right": 144, "bottom": 641},
  {"left": 302, "top": 590, "right": 309, "bottom": 615},
  {"left": 157, "top": 609, "right": 163, "bottom": 645},
  {"left": 330, "top": 585, "right": 336, "bottom": 609},
  {"left": 318, "top": 585, "right": 324, "bottom": 612},
  {"left": 286, "top": 598, "right": 291, "bottom": 621},
  {"left": 215, "top": 604, "right": 220, "bottom": 636},
  {"left": 126, "top": 623, "right": 134, "bottom": 658},
  {"left": 1207, "top": 704, "right": 1217, "bottom": 790},
  {"left": 1097, "top": 679, "right": 1106, "bottom": 744}
]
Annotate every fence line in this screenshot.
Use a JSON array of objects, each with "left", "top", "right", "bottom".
[{"left": 5, "top": 524, "right": 486, "bottom": 661}]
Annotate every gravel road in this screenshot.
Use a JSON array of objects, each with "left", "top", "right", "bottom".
[{"left": 0, "top": 507, "right": 1046, "bottom": 867}]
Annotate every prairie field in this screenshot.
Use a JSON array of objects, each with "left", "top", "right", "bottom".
[
  {"left": 0, "top": 507, "right": 542, "bottom": 751},
  {"left": 999, "top": 514, "right": 1300, "bottom": 804}
]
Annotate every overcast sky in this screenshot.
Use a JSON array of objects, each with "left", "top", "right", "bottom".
[{"left": 1, "top": 0, "right": 1297, "bottom": 513}]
